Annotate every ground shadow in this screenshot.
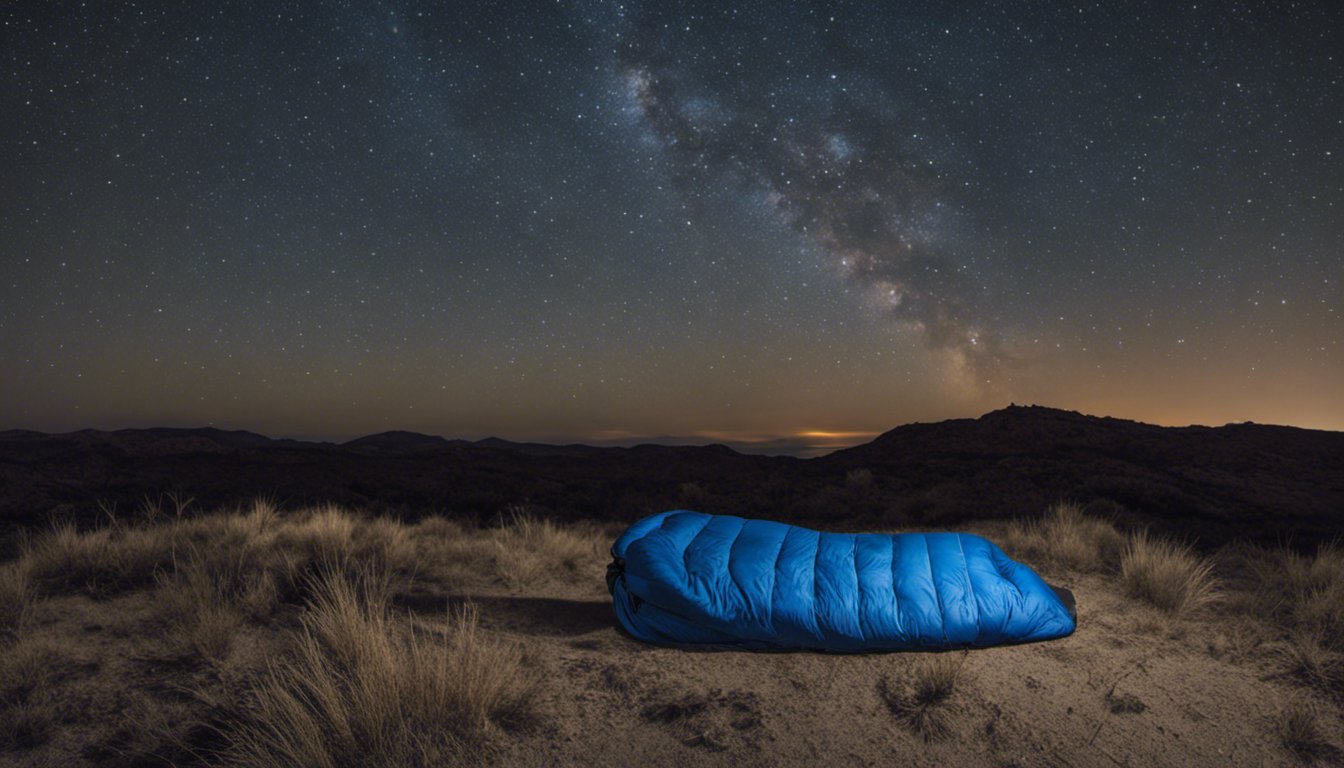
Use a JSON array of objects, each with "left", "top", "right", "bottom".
[{"left": 393, "top": 590, "right": 614, "bottom": 637}]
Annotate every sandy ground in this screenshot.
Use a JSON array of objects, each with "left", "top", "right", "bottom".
[
  {"left": 463, "top": 572, "right": 1312, "bottom": 767},
  {"left": 2, "top": 520, "right": 1341, "bottom": 767}
]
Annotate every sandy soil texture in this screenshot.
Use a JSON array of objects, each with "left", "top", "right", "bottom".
[{"left": 0, "top": 506, "right": 1341, "bottom": 767}]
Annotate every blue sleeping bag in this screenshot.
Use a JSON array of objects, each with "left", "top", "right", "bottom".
[{"left": 607, "top": 510, "right": 1076, "bottom": 651}]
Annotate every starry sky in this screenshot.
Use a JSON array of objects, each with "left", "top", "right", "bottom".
[{"left": 2, "top": 1, "right": 1341, "bottom": 453}]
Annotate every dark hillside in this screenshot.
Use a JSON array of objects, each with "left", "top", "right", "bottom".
[{"left": 2, "top": 406, "right": 1340, "bottom": 547}]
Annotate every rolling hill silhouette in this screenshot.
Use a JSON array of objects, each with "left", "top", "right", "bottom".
[{"left": 2, "top": 405, "right": 1340, "bottom": 547}]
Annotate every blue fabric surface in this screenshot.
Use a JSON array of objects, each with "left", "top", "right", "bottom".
[{"left": 609, "top": 510, "right": 1076, "bottom": 651}]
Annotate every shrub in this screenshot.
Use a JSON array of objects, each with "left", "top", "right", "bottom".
[
  {"left": 846, "top": 468, "right": 875, "bottom": 495},
  {"left": 678, "top": 482, "right": 706, "bottom": 507},
  {"left": 1119, "top": 530, "right": 1219, "bottom": 616}
]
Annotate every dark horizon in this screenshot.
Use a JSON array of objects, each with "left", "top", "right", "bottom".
[
  {"left": 6, "top": 402, "right": 1342, "bottom": 460},
  {"left": 6, "top": 402, "right": 1342, "bottom": 552}
]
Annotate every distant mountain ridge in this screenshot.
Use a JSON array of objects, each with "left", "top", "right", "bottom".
[{"left": 1, "top": 406, "right": 1340, "bottom": 547}]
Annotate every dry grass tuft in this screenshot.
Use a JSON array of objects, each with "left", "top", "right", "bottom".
[
  {"left": 1, "top": 501, "right": 602, "bottom": 761},
  {"left": 15, "top": 500, "right": 603, "bottom": 609},
  {"left": 0, "top": 560, "right": 34, "bottom": 637},
  {"left": 0, "top": 637, "right": 62, "bottom": 750},
  {"left": 25, "top": 521, "right": 178, "bottom": 596},
  {"left": 0, "top": 637, "right": 56, "bottom": 704},
  {"left": 155, "top": 561, "right": 246, "bottom": 664},
  {"left": 878, "top": 653, "right": 967, "bottom": 742},
  {"left": 0, "top": 702, "right": 54, "bottom": 751},
  {"left": 1225, "top": 540, "right": 1344, "bottom": 700},
  {"left": 222, "top": 568, "right": 536, "bottom": 768},
  {"left": 1204, "top": 617, "right": 1267, "bottom": 663},
  {"left": 1276, "top": 541, "right": 1344, "bottom": 595},
  {"left": 1119, "top": 530, "right": 1219, "bottom": 616},
  {"left": 1289, "top": 582, "right": 1344, "bottom": 646},
  {"left": 185, "top": 604, "right": 243, "bottom": 664},
  {"left": 278, "top": 503, "right": 357, "bottom": 570},
  {"left": 1277, "top": 633, "right": 1344, "bottom": 702},
  {"left": 116, "top": 689, "right": 229, "bottom": 767},
  {"left": 490, "top": 508, "right": 602, "bottom": 590},
  {"left": 356, "top": 516, "right": 417, "bottom": 574},
  {"left": 407, "top": 517, "right": 494, "bottom": 589},
  {"left": 152, "top": 505, "right": 290, "bottom": 662},
  {"left": 1246, "top": 541, "right": 1344, "bottom": 647},
  {"left": 1278, "top": 696, "right": 1338, "bottom": 762},
  {"left": 1003, "top": 503, "right": 1125, "bottom": 573}
]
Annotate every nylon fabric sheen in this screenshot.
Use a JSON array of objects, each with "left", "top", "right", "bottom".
[{"left": 608, "top": 510, "right": 1076, "bottom": 651}]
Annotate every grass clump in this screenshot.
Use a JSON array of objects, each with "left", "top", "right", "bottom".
[
  {"left": 25, "top": 520, "right": 179, "bottom": 596},
  {"left": 1003, "top": 502, "right": 1125, "bottom": 573},
  {"left": 0, "top": 637, "right": 62, "bottom": 751},
  {"left": 277, "top": 503, "right": 358, "bottom": 570},
  {"left": 155, "top": 556, "right": 255, "bottom": 664},
  {"left": 1119, "top": 530, "right": 1219, "bottom": 616},
  {"left": 355, "top": 516, "right": 416, "bottom": 574},
  {"left": 877, "top": 653, "right": 967, "bottom": 742},
  {"left": 0, "top": 560, "right": 34, "bottom": 637},
  {"left": 1225, "top": 540, "right": 1344, "bottom": 700},
  {"left": 1278, "top": 697, "right": 1338, "bottom": 762},
  {"left": 1248, "top": 541, "right": 1344, "bottom": 646},
  {"left": 407, "top": 517, "right": 496, "bottom": 589},
  {"left": 222, "top": 568, "right": 536, "bottom": 767},
  {"left": 0, "top": 702, "right": 54, "bottom": 750},
  {"left": 152, "top": 502, "right": 289, "bottom": 662},
  {"left": 490, "top": 508, "right": 601, "bottom": 590},
  {"left": 1278, "top": 635, "right": 1344, "bottom": 702}
]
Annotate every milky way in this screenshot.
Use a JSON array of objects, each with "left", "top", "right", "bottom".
[
  {"left": 1, "top": 1, "right": 1341, "bottom": 446},
  {"left": 619, "top": 8, "right": 1004, "bottom": 381}
]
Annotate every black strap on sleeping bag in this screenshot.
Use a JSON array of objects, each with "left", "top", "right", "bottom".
[
  {"left": 605, "top": 555, "right": 625, "bottom": 595},
  {"left": 605, "top": 554, "right": 642, "bottom": 612}
]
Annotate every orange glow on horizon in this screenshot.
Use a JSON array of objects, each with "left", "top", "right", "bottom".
[{"left": 795, "top": 429, "right": 882, "bottom": 440}]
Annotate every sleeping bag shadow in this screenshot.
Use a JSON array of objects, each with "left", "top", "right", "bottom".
[{"left": 607, "top": 510, "right": 1076, "bottom": 651}]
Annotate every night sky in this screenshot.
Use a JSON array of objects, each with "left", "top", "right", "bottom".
[{"left": 3, "top": 2, "right": 1341, "bottom": 453}]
